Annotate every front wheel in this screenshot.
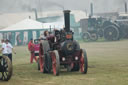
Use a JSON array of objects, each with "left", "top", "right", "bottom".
[
  {"left": 0, "top": 55, "right": 12, "bottom": 81},
  {"left": 82, "top": 32, "right": 91, "bottom": 42},
  {"left": 90, "top": 33, "right": 98, "bottom": 41},
  {"left": 80, "top": 49, "right": 88, "bottom": 74}
]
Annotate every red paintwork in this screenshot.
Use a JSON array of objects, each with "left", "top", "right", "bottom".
[
  {"left": 34, "top": 44, "right": 40, "bottom": 52},
  {"left": 79, "top": 49, "right": 88, "bottom": 73},
  {"left": 28, "top": 41, "right": 37, "bottom": 63},
  {"left": 51, "top": 52, "right": 57, "bottom": 75},
  {"left": 34, "top": 39, "right": 40, "bottom": 53},
  {"left": 39, "top": 44, "right": 44, "bottom": 72},
  {"left": 80, "top": 55, "right": 84, "bottom": 73},
  {"left": 30, "top": 52, "right": 37, "bottom": 63},
  {"left": 28, "top": 41, "right": 35, "bottom": 52}
]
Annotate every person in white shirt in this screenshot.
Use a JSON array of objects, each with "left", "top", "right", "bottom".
[
  {"left": 1, "top": 39, "right": 8, "bottom": 56},
  {"left": 5, "top": 39, "right": 16, "bottom": 61}
]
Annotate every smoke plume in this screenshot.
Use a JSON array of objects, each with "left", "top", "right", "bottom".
[{"left": 0, "top": 0, "right": 127, "bottom": 13}]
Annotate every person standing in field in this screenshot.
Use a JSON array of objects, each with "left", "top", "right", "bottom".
[
  {"left": 1, "top": 39, "right": 8, "bottom": 56},
  {"left": 1, "top": 39, "right": 5, "bottom": 48},
  {"left": 5, "top": 39, "right": 16, "bottom": 62},
  {"left": 28, "top": 38, "right": 37, "bottom": 63}
]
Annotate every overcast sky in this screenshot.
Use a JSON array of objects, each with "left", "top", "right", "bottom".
[{"left": 0, "top": 0, "right": 127, "bottom": 13}]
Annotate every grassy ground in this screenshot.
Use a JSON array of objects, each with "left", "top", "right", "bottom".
[{"left": 0, "top": 40, "right": 128, "bottom": 85}]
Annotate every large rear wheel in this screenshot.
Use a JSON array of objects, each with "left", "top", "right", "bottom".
[
  {"left": 43, "top": 53, "right": 52, "bottom": 73},
  {"left": 39, "top": 40, "right": 52, "bottom": 73},
  {"left": 104, "top": 25, "right": 119, "bottom": 41},
  {"left": 0, "top": 55, "right": 12, "bottom": 81}
]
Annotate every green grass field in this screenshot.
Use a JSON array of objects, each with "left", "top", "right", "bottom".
[{"left": 0, "top": 40, "right": 128, "bottom": 85}]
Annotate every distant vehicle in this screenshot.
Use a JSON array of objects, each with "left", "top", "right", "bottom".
[
  {"left": 103, "top": 13, "right": 128, "bottom": 41},
  {"left": 80, "top": 16, "right": 105, "bottom": 41},
  {"left": 80, "top": 13, "right": 128, "bottom": 41},
  {"left": 80, "top": 1, "right": 128, "bottom": 41}
]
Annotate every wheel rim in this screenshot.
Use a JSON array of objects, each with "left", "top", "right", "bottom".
[
  {"left": 51, "top": 50, "right": 60, "bottom": 76},
  {"left": 82, "top": 32, "right": 91, "bottom": 41},
  {"left": 80, "top": 49, "right": 88, "bottom": 74},
  {"left": 52, "top": 54, "right": 56, "bottom": 75},
  {"left": 104, "top": 25, "right": 119, "bottom": 41},
  {"left": 80, "top": 53, "right": 85, "bottom": 72},
  {"left": 0, "top": 56, "right": 12, "bottom": 81}
]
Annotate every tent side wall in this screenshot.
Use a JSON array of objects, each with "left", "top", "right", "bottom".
[{"left": 0, "top": 29, "right": 47, "bottom": 46}]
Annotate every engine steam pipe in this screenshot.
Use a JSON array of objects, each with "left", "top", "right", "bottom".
[
  {"left": 90, "top": 3, "right": 93, "bottom": 16},
  {"left": 63, "top": 10, "right": 71, "bottom": 32},
  {"left": 125, "top": 2, "right": 127, "bottom": 13}
]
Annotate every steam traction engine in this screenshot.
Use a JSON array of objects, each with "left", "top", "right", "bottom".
[
  {"left": 38, "top": 10, "right": 88, "bottom": 76},
  {"left": 0, "top": 55, "right": 12, "bottom": 81},
  {"left": 103, "top": 14, "right": 128, "bottom": 41}
]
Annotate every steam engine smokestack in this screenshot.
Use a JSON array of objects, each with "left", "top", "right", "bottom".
[
  {"left": 125, "top": 2, "right": 127, "bottom": 13},
  {"left": 64, "top": 10, "right": 71, "bottom": 32},
  {"left": 90, "top": 3, "right": 93, "bottom": 16},
  {"left": 32, "top": 8, "right": 38, "bottom": 20}
]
